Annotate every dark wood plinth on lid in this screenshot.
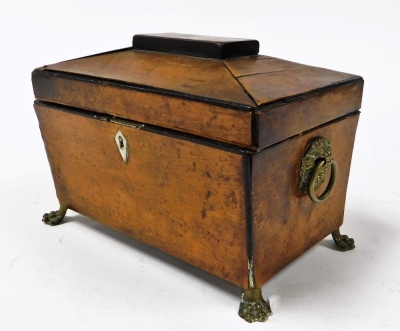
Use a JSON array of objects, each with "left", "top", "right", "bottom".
[{"left": 32, "top": 33, "right": 363, "bottom": 323}]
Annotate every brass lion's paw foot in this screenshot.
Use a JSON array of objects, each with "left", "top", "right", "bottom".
[
  {"left": 238, "top": 288, "right": 272, "bottom": 323},
  {"left": 332, "top": 229, "right": 355, "bottom": 251},
  {"left": 42, "top": 206, "right": 67, "bottom": 226}
]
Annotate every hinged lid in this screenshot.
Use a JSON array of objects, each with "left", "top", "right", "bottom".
[{"left": 32, "top": 33, "right": 363, "bottom": 150}]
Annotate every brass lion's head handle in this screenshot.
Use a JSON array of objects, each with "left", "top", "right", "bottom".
[{"left": 299, "top": 137, "right": 338, "bottom": 203}]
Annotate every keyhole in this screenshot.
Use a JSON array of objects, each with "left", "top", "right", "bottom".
[{"left": 118, "top": 136, "right": 124, "bottom": 149}]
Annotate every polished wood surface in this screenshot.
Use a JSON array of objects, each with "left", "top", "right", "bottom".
[
  {"left": 32, "top": 70, "right": 254, "bottom": 148},
  {"left": 33, "top": 49, "right": 363, "bottom": 149},
  {"left": 256, "top": 79, "right": 364, "bottom": 148},
  {"left": 35, "top": 103, "right": 249, "bottom": 287},
  {"left": 239, "top": 66, "right": 359, "bottom": 106},
  {"left": 32, "top": 41, "right": 364, "bottom": 291},
  {"left": 132, "top": 33, "right": 259, "bottom": 59},
  {"left": 224, "top": 56, "right": 298, "bottom": 77},
  {"left": 44, "top": 50, "right": 256, "bottom": 107},
  {"left": 225, "top": 56, "right": 361, "bottom": 106},
  {"left": 251, "top": 113, "right": 359, "bottom": 286}
]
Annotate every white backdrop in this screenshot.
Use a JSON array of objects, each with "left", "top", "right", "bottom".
[{"left": 1, "top": 1, "right": 399, "bottom": 330}]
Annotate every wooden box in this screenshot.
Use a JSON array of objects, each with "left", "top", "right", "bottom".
[{"left": 32, "top": 33, "right": 363, "bottom": 322}]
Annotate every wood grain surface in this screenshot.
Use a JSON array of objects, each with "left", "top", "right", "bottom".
[
  {"left": 256, "top": 79, "right": 364, "bottom": 148},
  {"left": 224, "top": 56, "right": 299, "bottom": 77},
  {"left": 225, "top": 56, "right": 361, "bottom": 106},
  {"left": 33, "top": 49, "right": 363, "bottom": 150},
  {"left": 238, "top": 66, "right": 360, "bottom": 106},
  {"left": 35, "top": 103, "right": 249, "bottom": 287},
  {"left": 44, "top": 49, "right": 256, "bottom": 107},
  {"left": 251, "top": 112, "right": 359, "bottom": 286},
  {"left": 32, "top": 70, "right": 254, "bottom": 148},
  {"left": 132, "top": 33, "right": 259, "bottom": 59}
]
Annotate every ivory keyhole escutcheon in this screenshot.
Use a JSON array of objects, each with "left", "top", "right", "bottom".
[{"left": 115, "top": 129, "right": 128, "bottom": 163}]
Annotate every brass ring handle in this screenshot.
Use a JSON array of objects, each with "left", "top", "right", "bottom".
[{"left": 307, "top": 158, "right": 338, "bottom": 203}]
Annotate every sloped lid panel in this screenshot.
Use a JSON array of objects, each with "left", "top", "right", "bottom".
[
  {"left": 45, "top": 49, "right": 256, "bottom": 108},
  {"left": 224, "top": 56, "right": 361, "bottom": 106}
]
